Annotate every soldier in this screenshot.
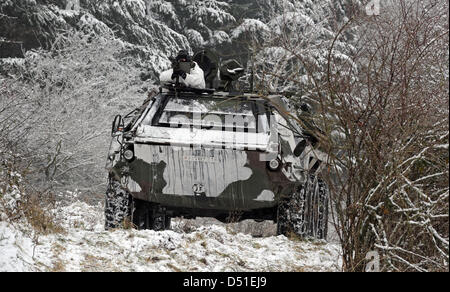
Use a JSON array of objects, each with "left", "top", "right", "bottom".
[{"left": 160, "top": 50, "right": 206, "bottom": 89}]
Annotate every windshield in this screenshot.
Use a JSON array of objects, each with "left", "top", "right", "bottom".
[{"left": 150, "top": 96, "right": 270, "bottom": 133}]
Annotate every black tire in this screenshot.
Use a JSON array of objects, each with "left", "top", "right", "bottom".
[
  {"left": 277, "top": 174, "right": 329, "bottom": 240},
  {"left": 131, "top": 198, "right": 171, "bottom": 231},
  {"left": 105, "top": 177, "right": 132, "bottom": 230}
]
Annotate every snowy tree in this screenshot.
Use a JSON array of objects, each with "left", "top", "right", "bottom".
[
  {"left": 305, "top": 0, "right": 449, "bottom": 271},
  {"left": 147, "top": 0, "right": 236, "bottom": 49},
  {"left": 0, "top": 0, "right": 191, "bottom": 76},
  {"left": 0, "top": 31, "right": 147, "bottom": 194},
  {"left": 238, "top": 0, "right": 358, "bottom": 99},
  {"left": 233, "top": 0, "right": 448, "bottom": 271}
]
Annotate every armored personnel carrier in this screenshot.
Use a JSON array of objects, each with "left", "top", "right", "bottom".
[{"left": 105, "top": 51, "right": 330, "bottom": 239}]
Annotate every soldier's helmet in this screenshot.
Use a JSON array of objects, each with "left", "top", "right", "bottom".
[{"left": 176, "top": 50, "right": 191, "bottom": 62}]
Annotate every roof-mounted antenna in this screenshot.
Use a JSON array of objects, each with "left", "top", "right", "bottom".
[{"left": 250, "top": 50, "right": 255, "bottom": 93}]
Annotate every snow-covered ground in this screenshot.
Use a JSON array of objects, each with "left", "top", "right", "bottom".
[{"left": 0, "top": 200, "right": 342, "bottom": 272}]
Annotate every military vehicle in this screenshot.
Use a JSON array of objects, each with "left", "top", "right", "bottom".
[{"left": 105, "top": 51, "right": 330, "bottom": 239}]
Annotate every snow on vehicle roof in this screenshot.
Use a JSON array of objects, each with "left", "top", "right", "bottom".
[{"left": 160, "top": 87, "right": 281, "bottom": 104}]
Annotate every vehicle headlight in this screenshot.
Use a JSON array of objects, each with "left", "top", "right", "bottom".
[
  {"left": 123, "top": 149, "right": 134, "bottom": 161},
  {"left": 268, "top": 159, "right": 281, "bottom": 171}
]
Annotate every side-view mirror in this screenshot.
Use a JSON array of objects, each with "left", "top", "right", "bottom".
[
  {"left": 293, "top": 140, "right": 307, "bottom": 157},
  {"left": 111, "top": 115, "right": 124, "bottom": 137}
]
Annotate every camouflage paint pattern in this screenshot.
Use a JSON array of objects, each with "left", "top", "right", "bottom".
[
  {"left": 111, "top": 146, "right": 297, "bottom": 211},
  {"left": 107, "top": 92, "right": 327, "bottom": 212}
]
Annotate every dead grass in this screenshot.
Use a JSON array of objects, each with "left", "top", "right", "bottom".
[
  {"left": 81, "top": 254, "right": 110, "bottom": 271},
  {"left": 146, "top": 256, "right": 161, "bottom": 263},
  {"left": 50, "top": 260, "right": 66, "bottom": 272},
  {"left": 195, "top": 233, "right": 205, "bottom": 240},
  {"left": 166, "top": 263, "right": 182, "bottom": 272},
  {"left": 286, "top": 231, "right": 304, "bottom": 242},
  {"left": 22, "top": 195, "right": 65, "bottom": 235},
  {"left": 175, "top": 219, "right": 197, "bottom": 233},
  {"left": 122, "top": 217, "right": 134, "bottom": 229},
  {"left": 225, "top": 225, "right": 238, "bottom": 235},
  {"left": 252, "top": 242, "right": 262, "bottom": 249},
  {"left": 50, "top": 242, "right": 67, "bottom": 272},
  {"left": 215, "top": 250, "right": 232, "bottom": 259}
]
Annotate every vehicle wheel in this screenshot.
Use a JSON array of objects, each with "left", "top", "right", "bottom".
[
  {"left": 131, "top": 198, "right": 171, "bottom": 231},
  {"left": 277, "top": 174, "right": 329, "bottom": 240},
  {"left": 105, "top": 177, "right": 132, "bottom": 230}
]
